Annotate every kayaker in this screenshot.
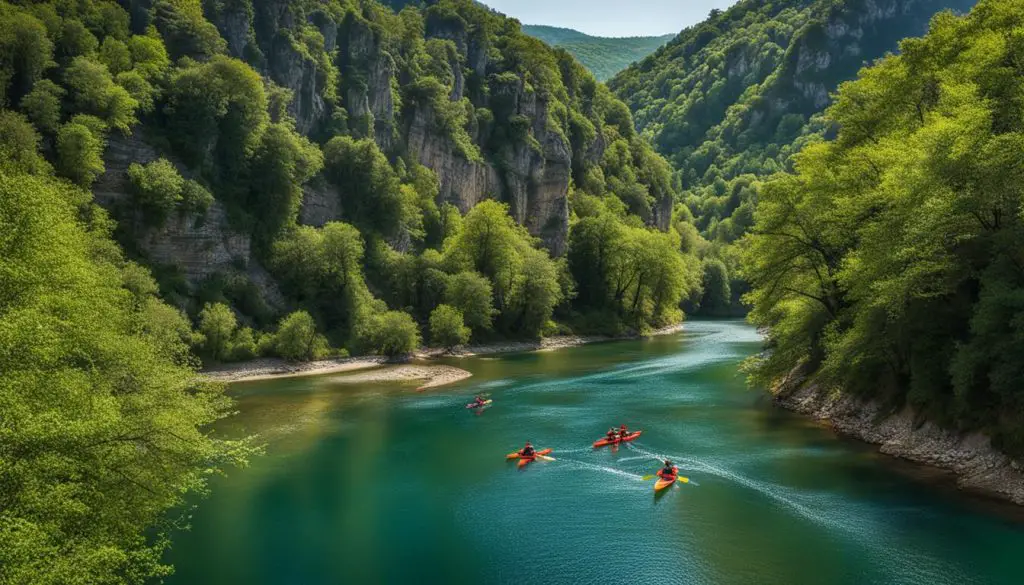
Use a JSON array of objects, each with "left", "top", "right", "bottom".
[
  {"left": 606, "top": 428, "right": 618, "bottom": 442},
  {"left": 658, "top": 460, "right": 676, "bottom": 478},
  {"left": 519, "top": 442, "right": 536, "bottom": 458},
  {"left": 473, "top": 395, "right": 486, "bottom": 407},
  {"left": 619, "top": 424, "right": 629, "bottom": 436}
]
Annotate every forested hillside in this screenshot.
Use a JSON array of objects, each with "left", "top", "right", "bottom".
[
  {"left": 522, "top": 25, "right": 674, "bottom": 81},
  {"left": 609, "top": 0, "right": 975, "bottom": 243},
  {"left": 744, "top": 0, "right": 1024, "bottom": 455}
]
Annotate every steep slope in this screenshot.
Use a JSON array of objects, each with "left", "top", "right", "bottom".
[
  {"left": 522, "top": 25, "right": 675, "bottom": 81},
  {"left": 609, "top": 0, "right": 977, "bottom": 242},
  {"left": 744, "top": 0, "right": 1024, "bottom": 463}
]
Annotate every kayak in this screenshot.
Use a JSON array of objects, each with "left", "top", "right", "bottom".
[
  {"left": 592, "top": 430, "right": 643, "bottom": 448},
  {"left": 507, "top": 448, "right": 552, "bottom": 467},
  {"left": 654, "top": 466, "right": 679, "bottom": 492},
  {"left": 465, "top": 399, "right": 492, "bottom": 409}
]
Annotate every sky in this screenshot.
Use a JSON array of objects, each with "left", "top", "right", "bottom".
[{"left": 480, "top": 0, "right": 739, "bottom": 37}]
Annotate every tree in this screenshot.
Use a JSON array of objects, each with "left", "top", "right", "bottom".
[
  {"left": 128, "top": 158, "right": 185, "bottom": 221},
  {"left": 20, "top": 79, "right": 64, "bottom": 133},
  {"left": 430, "top": 304, "right": 470, "bottom": 349},
  {"left": 198, "top": 302, "right": 237, "bottom": 362},
  {"left": 274, "top": 311, "right": 330, "bottom": 361},
  {"left": 0, "top": 110, "right": 51, "bottom": 175},
  {"left": 0, "top": 10, "right": 53, "bottom": 106},
  {"left": 56, "top": 119, "right": 105, "bottom": 186},
  {"left": 0, "top": 170, "right": 248, "bottom": 584},
  {"left": 64, "top": 56, "right": 138, "bottom": 132},
  {"left": 445, "top": 271, "right": 495, "bottom": 331},
  {"left": 365, "top": 310, "right": 421, "bottom": 357},
  {"left": 700, "top": 258, "right": 731, "bottom": 315},
  {"left": 322, "top": 136, "right": 404, "bottom": 236},
  {"left": 247, "top": 123, "right": 324, "bottom": 244}
]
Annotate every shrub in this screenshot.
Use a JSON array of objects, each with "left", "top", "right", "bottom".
[
  {"left": 274, "top": 311, "right": 330, "bottom": 361},
  {"left": 430, "top": 305, "right": 470, "bottom": 349}
]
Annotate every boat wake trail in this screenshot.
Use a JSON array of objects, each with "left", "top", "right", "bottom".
[
  {"left": 627, "top": 446, "right": 849, "bottom": 532},
  {"left": 554, "top": 458, "right": 646, "bottom": 481}
]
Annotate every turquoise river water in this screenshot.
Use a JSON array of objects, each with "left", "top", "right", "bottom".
[{"left": 165, "top": 320, "right": 1024, "bottom": 584}]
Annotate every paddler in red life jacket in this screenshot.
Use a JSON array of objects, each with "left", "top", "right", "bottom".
[
  {"left": 519, "top": 442, "right": 536, "bottom": 458},
  {"left": 658, "top": 460, "right": 677, "bottom": 478},
  {"left": 606, "top": 428, "right": 618, "bottom": 442},
  {"left": 619, "top": 424, "right": 629, "bottom": 438},
  {"left": 472, "top": 395, "right": 486, "bottom": 407}
]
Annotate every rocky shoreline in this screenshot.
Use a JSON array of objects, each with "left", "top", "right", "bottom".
[
  {"left": 202, "top": 324, "right": 685, "bottom": 387},
  {"left": 774, "top": 375, "right": 1024, "bottom": 506}
]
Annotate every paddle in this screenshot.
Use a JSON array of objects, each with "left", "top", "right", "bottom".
[
  {"left": 536, "top": 454, "right": 556, "bottom": 462},
  {"left": 641, "top": 474, "right": 690, "bottom": 483}
]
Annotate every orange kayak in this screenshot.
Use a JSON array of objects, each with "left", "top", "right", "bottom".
[
  {"left": 593, "top": 430, "right": 642, "bottom": 448},
  {"left": 508, "top": 448, "right": 552, "bottom": 467},
  {"left": 654, "top": 466, "right": 679, "bottom": 492}
]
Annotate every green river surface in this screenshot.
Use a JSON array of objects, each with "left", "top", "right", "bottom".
[{"left": 166, "top": 320, "right": 1024, "bottom": 585}]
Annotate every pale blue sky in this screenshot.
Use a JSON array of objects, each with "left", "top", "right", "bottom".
[{"left": 481, "top": 0, "right": 739, "bottom": 37}]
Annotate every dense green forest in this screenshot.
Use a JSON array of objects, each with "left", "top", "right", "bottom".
[
  {"left": 608, "top": 0, "right": 976, "bottom": 313},
  {"left": 521, "top": 25, "right": 674, "bottom": 82},
  {"left": 743, "top": 0, "right": 1024, "bottom": 455},
  {"left": 0, "top": 1, "right": 704, "bottom": 580}
]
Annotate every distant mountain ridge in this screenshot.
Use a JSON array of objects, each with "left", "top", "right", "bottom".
[{"left": 522, "top": 25, "right": 675, "bottom": 81}]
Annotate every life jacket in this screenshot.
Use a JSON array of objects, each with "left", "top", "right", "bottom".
[{"left": 521, "top": 447, "right": 535, "bottom": 457}]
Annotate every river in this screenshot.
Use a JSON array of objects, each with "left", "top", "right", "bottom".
[{"left": 166, "top": 320, "right": 1024, "bottom": 585}]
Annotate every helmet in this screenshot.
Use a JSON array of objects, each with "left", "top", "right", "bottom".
[
  {"left": 525, "top": 442, "right": 533, "bottom": 446},
  {"left": 664, "top": 460, "right": 672, "bottom": 466}
]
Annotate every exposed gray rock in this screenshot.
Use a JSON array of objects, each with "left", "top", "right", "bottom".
[
  {"left": 94, "top": 132, "right": 285, "bottom": 310},
  {"left": 775, "top": 374, "right": 1024, "bottom": 506}
]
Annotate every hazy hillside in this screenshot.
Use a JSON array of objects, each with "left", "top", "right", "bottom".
[{"left": 523, "top": 25, "right": 674, "bottom": 81}]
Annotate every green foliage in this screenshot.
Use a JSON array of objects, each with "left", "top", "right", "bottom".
[
  {"left": 699, "top": 258, "right": 732, "bottom": 315},
  {"left": 247, "top": 123, "right": 323, "bottom": 244},
  {"left": 522, "top": 25, "right": 674, "bottom": 82},
  {"left": 271, "top": 222, "right": 381, "bottom": 345},
  {"left": 0, "top": 8, "right": 53, "bottom": 107},
  {"left": 0, "top": 110, "right": 52, "bottom": 175},
  {"left": 743, "top": 0, "right": 1024, "bottom": 454},
  {"left": 273, "top": 310, "right": 330, "bottom": 361},
  {"left": 365, "top": 310, "right": 421, "bottom": 357},
  {"left": 609, "top": 0, "right": 974, "bottom": 244},
  {"left": 443, "top": 200, "right": 565, "bottom": 337},
  {"left": 323, "top": 136, "right": 404, "bottom": 237},
  {"left": 429, "top": 304, "right": 470, "bottom": 349},
  {"left": 64, "top": 56, "right": 138, "bottom": 132},
  {"left": 56, "top": 118, "right": 105, "bottom": 186},
  {"left": 445, "top": 271, "right": 495, "bottom": 332},
  {"left": 127, "top": 158, "right": 213, "bottom": 224},
  {"left": 152, "top": 0, "right": 226, "bottom": 59},
  {"left": 0, "top": 169, "right": 249, "bottom": 584},
  {"left": 198, "top": 302, "right": 237, "bottom": 362},
  {"left": 568, "top": 203, "right": 701, "bottom": 333},
  {"left": 20, "top": 79, "right": 64, "bottom": 133}
]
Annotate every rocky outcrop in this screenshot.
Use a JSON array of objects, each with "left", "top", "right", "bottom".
[
  {"left": 94, "top": 132, "right": 285, "bottom": 309},
  {"left": 405, "top": 105, "right": 502, "bottom": 210},
  {"left": 338, "top": 14, "right": 397, "bottom": 150},
  {"left": 775, "top": 374, "right": 1024, "bottom": 505}
]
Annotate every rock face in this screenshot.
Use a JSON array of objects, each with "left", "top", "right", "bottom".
[
  {"left": 774, "top": 374, "right": 1024, "bottom": 506},
  {"left": 95, "top": 133, "right": 285, "bottom": 309}
]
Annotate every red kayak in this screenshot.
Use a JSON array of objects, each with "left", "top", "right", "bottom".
[
  {"left": 506, "top": 448, "right": 552, "bottom": 468},
  {"left": 592, "top": 430, "right": 642, "bottom": 448}
]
